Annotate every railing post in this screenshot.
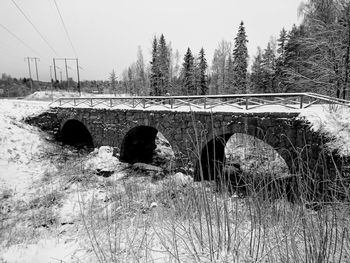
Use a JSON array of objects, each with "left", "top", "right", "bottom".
[
  {"left": 204, "top": 97, "right": 207, "bottom": 109},
  {"left": 132, "top": 98, "right": 135, "bottom": 108},
  {"left": 73, "top": 98, "right": 76, "bottom": 106},
  {"left": 300, "top": 95, "right": 304, "bottom": 109},
  {"left": 110, "top": 98, "right": 112, "bottom": 108},
  {"left": 90, "top": 98, "right": 93, "bottom": 107},
  {"left": 59, "top": 99, "right": 62, "bottom": 106},
  {"left": 142, "top": 98, "right": 146, "bottom": 109},
  {"left": 245, "top": 97, "right": 249, "bottom": 110},
  {"left": 171, "top": 98, "right": 174, "bottom": 109}
]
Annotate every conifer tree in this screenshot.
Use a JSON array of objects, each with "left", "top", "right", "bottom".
[
  {"left": 261, "top": 41, "right": 277, "bottom": 92},
  {"left": 150, "top": 36, "right": 160, "bottom": 95},
  {"left": 277, "top": 28, "right": 288, "bottom": 57},
  {"left": 182, "top": 48, "right": 195, "bottom": 95},
  {"left": 281, "top": 25, "right": 309, "bottom": 92},
  {"left": 158, "top": 34, "right": 170, "bottom": 95},
  {"left": 232, "top": 21, "right": 249, "bottom": 93},
  {"left": 275, "top": 28, "right": 288, "bottom": 92},
  {"left": 250, "top": 47, "right": 264, "bottom": 92},
  {"left": 198, "top": 48, "right": 208, "bottom": 95}
]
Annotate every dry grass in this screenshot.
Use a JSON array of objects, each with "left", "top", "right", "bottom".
[{"left": 1, "top": 130, "right": 350, "bottom": 262}]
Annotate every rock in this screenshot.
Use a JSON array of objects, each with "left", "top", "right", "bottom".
[
  {"left": 85, "top": 146, "right": 120, "bottom": 172},
  {"left": 152, "top": 133, "right": 175, "bottom": 172},
  {"left": 95, "top": 169, "right": 114, "bottom": 177},
  {"left": 150, "top": 202, "right": 158, "bottom": 208},
  {"left": 132, "top": 162, "right": 163, "bottom": 173},
  {"left": 170, "top": 172, "right": 193, "bottom": 186}
]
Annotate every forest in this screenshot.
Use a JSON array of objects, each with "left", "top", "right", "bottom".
[{"left": 119, "top": 0, "right": 350, "bottom": 99}]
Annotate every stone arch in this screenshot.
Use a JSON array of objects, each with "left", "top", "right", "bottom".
[
  {"left": 194, "top": 125, "right": 299, "bottom": 181},
  {"left": 61, "top": 119, "right": 94, "bottom": 148},
  {"left": 120, "top": 125, "right": 175, "bottom": 164}
]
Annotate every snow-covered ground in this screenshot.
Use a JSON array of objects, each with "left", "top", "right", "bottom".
[{"left": 0, "top": 99, "right": 51, "bottom": 197}]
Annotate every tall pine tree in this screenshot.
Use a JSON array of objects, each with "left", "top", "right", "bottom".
[
  {"left": 275, "top": 28, "right": 288, "bottom": 92},
  {"left": 232, "top": 21, "right": 249, "bottom": 93},
  {"left": 261, "top": 41, "right": 277, "bottom": 92},
  {"left": 182, "top": 48, "right": 195, "bottom": 95},
  {"left": 198, "top": 48, "right": 208, "bottom": 95},
  {"left": 251, "top": 47, "right": 264, "bottom": 92},
  {"left": 150, "top": 36, "right": 160, "bottom": 95},
  {"left": 158, "top": 34, "right": 170, "bottom": 95}
]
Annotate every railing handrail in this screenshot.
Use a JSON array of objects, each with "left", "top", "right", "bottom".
[
  {"left": 52, "top": 92, "right": 311, "bottom": 101},
  {"left": 49, "top": 92, "right": 350, "bottom": 110}
]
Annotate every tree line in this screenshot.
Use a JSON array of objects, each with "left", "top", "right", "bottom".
[
  {"left": 117, "top": 21, "right": 249, "bottom": 96},
  {"left": 116, "top": 0, "right": 350, "bottom": 98},
  {"left": 251, "top": 0, "right": 350, "bottom": 98}
]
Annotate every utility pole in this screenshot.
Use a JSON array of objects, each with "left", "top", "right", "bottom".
[
  {"left": 33, "top": 57, "right": 40, "bottom": 81},
  {"left": 64, "top": 58, "right": 69, "bottom": 90},
  {"left": 53, "top": 58, "right": 57, "bottom": 82},
  {"left": 53, "top": 58, "right": 81, "bottom": 94},
  {"left": 76, "top": 58, "right": 81, "bottom": 95},
  {"left": 49, "top": 65, "right": 53, "bottom": 100},
  {"left": 49, "top": 65, "right": 53, "bottom": 83},
  {"left": 24, "top": 57, "right": 33, "bottom": 93}
]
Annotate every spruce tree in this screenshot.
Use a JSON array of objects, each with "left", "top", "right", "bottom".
[
  {"left": 232, "top": 21, "right": 249, "bottom": 93},
  {"left": 277, "top": 28, "right": 288, "bottom": 57},
  {"left": 198, "top": 48, "right": 208, "bottom": 95},
  {"left": 250, "top": 47, "right": 264, "bottom": 92},
  {"left": 281, "top": 25, "right": 309, "bottom": 93},
  {"left": 182, "top": 48, "right": 195, "bottom": 95},
  {"left": 158, "top": 34, "right": 170, "bottom": 95},
  {"left": 275, "top": 28, "right": 288, "bottom": 92},
  {"left": 150, "top": 36, "right": 160, "bottom": 95},
  {"left": 261, "top": 41, "right": 277, "bottom": 92}
]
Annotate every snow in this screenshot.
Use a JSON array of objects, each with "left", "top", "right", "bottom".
[
  {"left": 169, "top": 172, "right": 193, "bottom": 186},
  {"left": 84, "top": 146, "right": 120, "bottom": 172},
  {"left": 1, "top": 238, "right": 88, "bottom": 263},
  {"left": 299, "top": 104, "right": 350, "bottom": 155},
  {"left": 1, "top": 95, "right": 350, "bottom": 262},
  {"left": 0, "top": 99, "right": 51, "bottom": 197},
  {"left": 52, "top": 101, "right": 314, "bottom": 113},
  {"left": 25, "top": 90, "right": 132, "bottom": 101}
]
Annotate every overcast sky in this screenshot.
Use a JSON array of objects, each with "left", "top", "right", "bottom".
[{"left": 0, "top": 0, "right": 303, "bottom": 81}]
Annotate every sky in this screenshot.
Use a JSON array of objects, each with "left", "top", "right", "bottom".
[{"left": 0, "top": 0, "right": 303, "bottom": 82}]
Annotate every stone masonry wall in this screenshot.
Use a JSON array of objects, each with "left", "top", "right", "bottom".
[{"left": 27, "top": 106, "right": 329, "bottom": 177}]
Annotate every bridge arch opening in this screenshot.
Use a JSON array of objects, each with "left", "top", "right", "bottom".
[
  {"left": 61, "top": 119, "right": 94, "bottom": 149},
  {"left": 194, "top": 133, "right": 293, "bottom": 196},
  {"left": 224, "top": 133, "right": 289, "bottom": 178},
  {"left": 120, "top": 126, "right": 174, "bottom": 168}
]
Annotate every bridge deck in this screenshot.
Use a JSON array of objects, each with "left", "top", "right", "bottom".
[{"left": 50, "top": 92, "right": 350, "bottom": 113}]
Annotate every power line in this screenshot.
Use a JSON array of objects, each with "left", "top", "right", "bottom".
[
  {"left": 11, "top": 0, "right": 59, "bottom": 56},
  {"left": 0, "top": 23, "right": 41, "bottom": 57},
  {"left": 53, "top": 0, "right": 78, "bottom": 57}
]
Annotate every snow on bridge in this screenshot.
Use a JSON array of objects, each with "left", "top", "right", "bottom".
[{"left": 49, "top": 92, "right": 350, "bottom": 113}]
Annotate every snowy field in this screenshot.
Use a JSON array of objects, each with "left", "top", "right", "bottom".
[
  {"left": 0, "top": 99, "right": 50, "bottom": 196},
  {"left": 1, "top": 93, "right": 350, "bottom": 262}
]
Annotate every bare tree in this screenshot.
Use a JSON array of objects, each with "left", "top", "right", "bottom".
[
  {"left": 109, "top": 69, "right": 117, "bottom": 95},
  {"left": 211, "top": 40, "right": 232, "bottom": 94}
]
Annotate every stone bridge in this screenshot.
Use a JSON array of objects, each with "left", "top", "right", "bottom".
[{"left": 28, "top": 100, "right": 337, "bottom": 184}]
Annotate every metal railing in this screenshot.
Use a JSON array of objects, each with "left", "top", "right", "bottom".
[{"left": 50, "top": 92, "right": 350, "bottom": 111}]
